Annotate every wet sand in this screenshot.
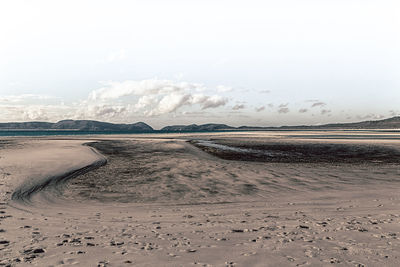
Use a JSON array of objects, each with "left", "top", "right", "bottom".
[{"left": 0, "top": 131, "right": 400, "bottom": 266}]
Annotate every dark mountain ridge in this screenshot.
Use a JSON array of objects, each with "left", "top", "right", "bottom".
[
  {"left": 0, "top": 120, "right": 153, "bottom": 132},
  {"left": 0, "top": 116, "right": 399, "bottom": 132},
  {"left": 163, "top": 116, "right": 400, "bottom": 132},
  {"left": 272, "top": 116, "right": 400, "bottom": 130}
]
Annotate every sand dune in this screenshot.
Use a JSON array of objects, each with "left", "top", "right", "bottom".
[{"left": 0, "top": 131, "right": 400, "bottom": 266}]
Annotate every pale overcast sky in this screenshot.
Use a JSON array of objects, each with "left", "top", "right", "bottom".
[{"left": 0, "top": 0, "right": 399, "bottom": 128}]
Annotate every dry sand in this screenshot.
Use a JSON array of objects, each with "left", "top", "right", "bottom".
[{"left": 0, "top": 131, "right": 400, "bottom": 266}]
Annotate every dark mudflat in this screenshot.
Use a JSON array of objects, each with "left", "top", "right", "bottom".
[{"left": 189, "top": 139, "right": 400, "bottom": 164}]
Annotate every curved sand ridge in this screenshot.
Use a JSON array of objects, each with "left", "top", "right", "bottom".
[
  {"left": 11, "top": 145, "right": 107, "bottom": 205},
  {"left": 0, "top": 139, "right": 107, "bottom": 207}
]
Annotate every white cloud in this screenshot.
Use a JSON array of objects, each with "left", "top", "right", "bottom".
[
  {"left": 199, "top": 95, "right": 227, "bottom": 110},
  {"left": 134, "top": 95, "right": 158, "bottom": 110},
  {"left": 22, "top": 106, "right": 49, "bottom": 121},
  {"left": 232, "top": 104, "right": 245, "bottom": 110},
  {"left": 216, "top": 85, "right": 233, "bottom": 93},
  {"left": 141, "top": 94, "right": 227, "bottom": 116},
  {"left": 0, "top": 104, "right": 72, "bottom": 122},
  {"left": 88, "top": 79, "right": 227, "bottom": 117},
  {"left": 0, "top": 94, "right": 56, "bottom": 103},
  {"left": 85, "top": 104, "right": 127, "bottom": 118},
  {"left": 149, "top": 93, "right": 191, "bottom": 116},
  {"left": 89, "top": 79, "right": 205, "bottom": 100}
]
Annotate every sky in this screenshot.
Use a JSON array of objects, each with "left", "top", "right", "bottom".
[{"left": 0, "top": 0, "right": 399, "bottom": 129}]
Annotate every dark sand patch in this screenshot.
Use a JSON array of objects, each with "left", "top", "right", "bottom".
[{"left": 189, "top": 139, "right": 400, "bottom": 164}]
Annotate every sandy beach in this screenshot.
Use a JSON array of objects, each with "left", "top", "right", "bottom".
[{"left": 1, "top": 131, "right": 400, "bottom": 266}]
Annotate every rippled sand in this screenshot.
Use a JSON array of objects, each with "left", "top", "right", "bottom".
[{"left": 1, "top": 131, "right": 400, "bottom": 266}]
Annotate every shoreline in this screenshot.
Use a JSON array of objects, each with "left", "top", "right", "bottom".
[{"left": 1, "top": 128, "right": 400, "bottom": 139}]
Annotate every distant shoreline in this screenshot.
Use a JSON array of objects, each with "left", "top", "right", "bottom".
[{"left": 1, "top": 128, "right": 400, "bottom": 137}]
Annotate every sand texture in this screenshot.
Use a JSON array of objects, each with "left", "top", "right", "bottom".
[{"left": 0, "top": 131, "right": 400, "bottom": 266}]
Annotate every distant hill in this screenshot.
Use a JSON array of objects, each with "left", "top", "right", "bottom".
[
  {"left": 160, "top": 123, "right": 235, "bottom": 132},
  {"left": 309, "top": 116, "right": 400, "bottom": 129},
  {"left": 270, "top": 116, "right": 400, "bottom": 130},
  {"left": 0, "top": 116, "right": 399, "bottom": 132},
  {"left": 0, "top": 120, "right": 153, "bottom": 132},
  {"left": 163, "top": 116, "right": 400, "bottom": 132}
]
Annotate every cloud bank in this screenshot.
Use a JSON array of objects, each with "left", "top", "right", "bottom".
[
  {"left": 87, "top": 79, "right": 227, "bottom": 117},
  {"left": 89, "top": 79, "right": 206, "bottom": 100},
  {"left": 0, "top": 79, "right": 231, "bottom": 123}
]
